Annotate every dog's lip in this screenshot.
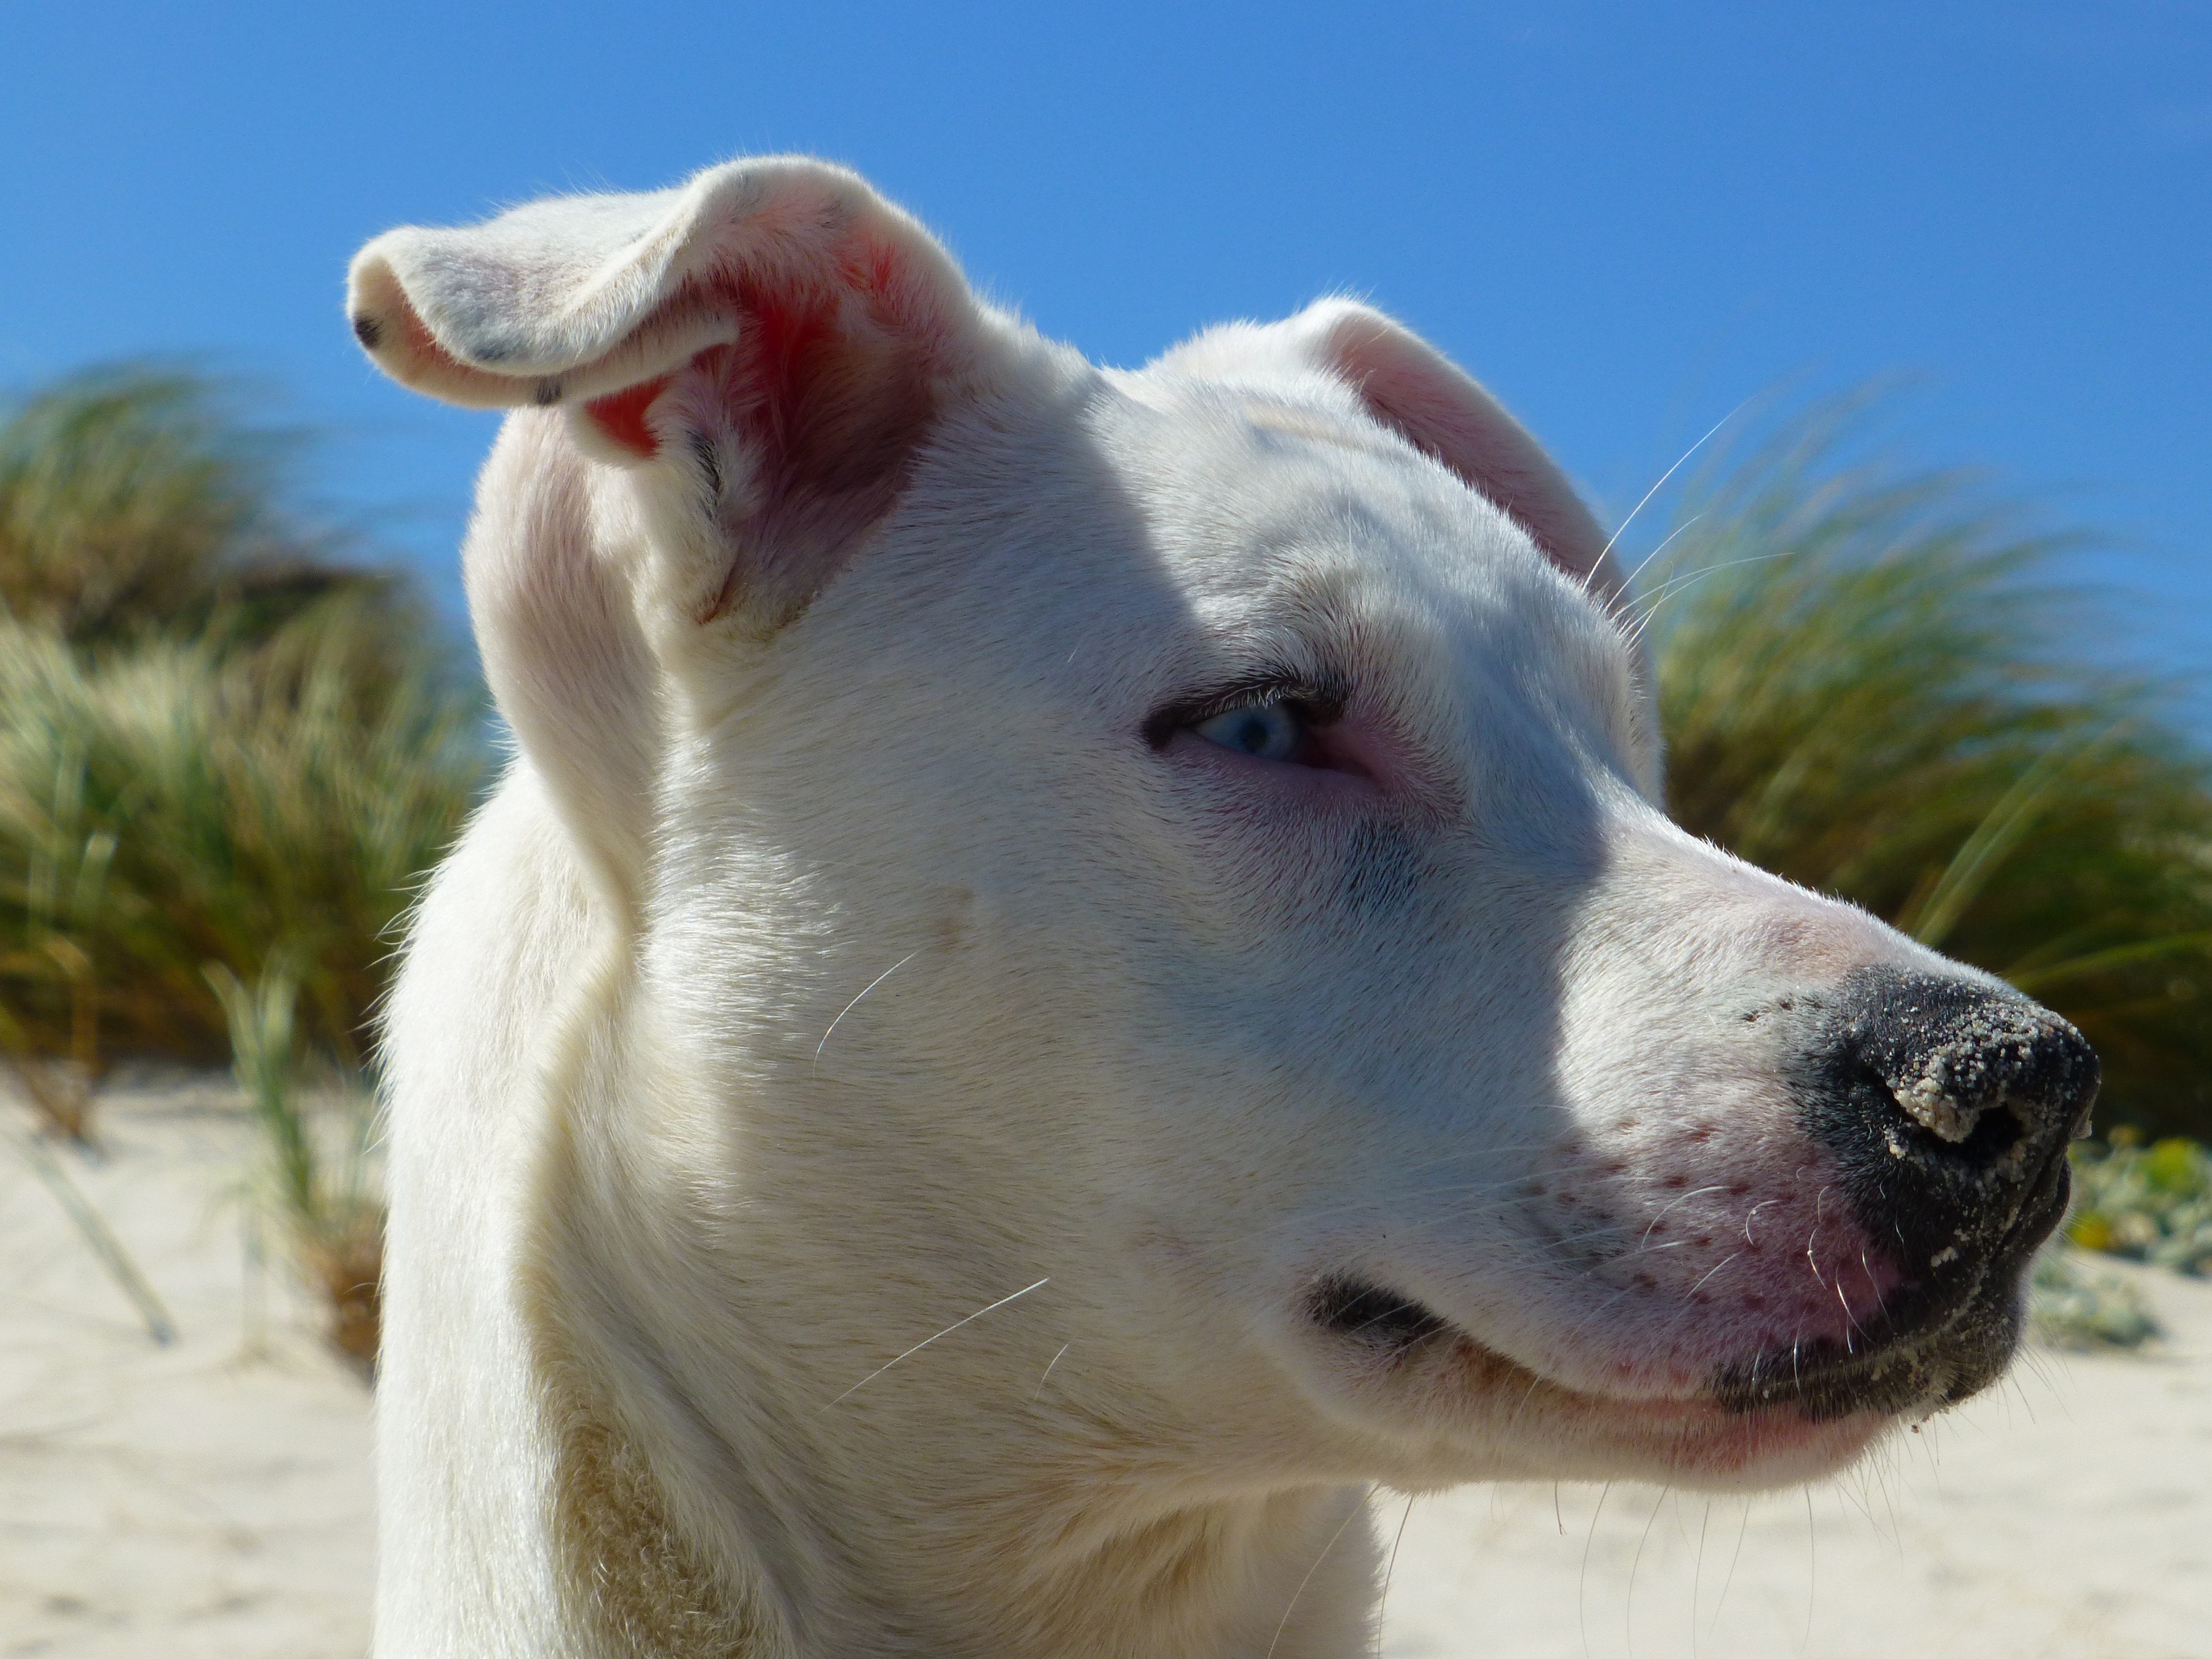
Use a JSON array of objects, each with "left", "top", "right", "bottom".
[
  {"left": 1380, "top": 1224, "right": 1940, "bottom": 1402},
  {"left": 1373, "top": 1285, "right": 1905, "bottom": 1423},
  {"left": 1324, "top": 1277, "right": 1793, "bottom": 1411},
  {"left": 1433, "top": 1327, "right": 1746, "bottom": 1416},
  {"left": 1303, "top": 1266, "right": 1932, "bottom": 1465},
  {"left": 1428, "top": 1329, "right": 1894, "bottom": 1472},
  {"left": 1583, "top": 1390, "right": 1890, "bottom": 1475}
]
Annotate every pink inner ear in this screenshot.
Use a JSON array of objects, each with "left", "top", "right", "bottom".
[
  {"left": 584, "top": 376, "right": 673, "bottom": 459},
  {"left": 573, "top": 266, "right": 948, "bottom": 631},
  {"left": 577, "top": 280, "right": 854, "bottom": 465},
  {"left": 729, "top": 280, "right": 845, "bottom": 454},
  {"left": 578, "top": 274, "right": 914, "bottom": 478}
]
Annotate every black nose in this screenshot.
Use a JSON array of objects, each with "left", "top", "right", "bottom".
[
  {"left": 1792, "top": 966, "right": 2098, "bottom": 1282},
  {"left": 1715, "top": 967, "right": 2098, "bottom": 1419}
]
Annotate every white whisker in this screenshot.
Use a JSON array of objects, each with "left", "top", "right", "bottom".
[
  {"left": 1577, "top": 1479, "right": 1613, "bottom": 1658},
  {"left": 1595, "top": 401, "right": 1748, "bottom": 577},
  {"left": 1710, "top": 1490, "right": 1752, "bottom": 1641},
  {"left": 1372, "top": 1493, "right": 1417, "bottom": 1659},
  {"left": 1637, "top": 1184, "right": 1732, "bottom": 1251},
  {"left": 1032, "top": 1342, "right": 1070, "bottom": 1402},
  {"left": 1621, "top": 511, "right": 1707, "bottom": 590},
  {"left": 1622, "top": 551, "right": 1793, "bottom": 650},
  {"left": 826, "top": 1277, "right": 1050, "bottom": 1407},
  {"left": 814, "top": 951, "right": 920, "bottom": 1071},
  {"left": 1689, "top": 1251, "right": 1743, "bottom": 1296}
]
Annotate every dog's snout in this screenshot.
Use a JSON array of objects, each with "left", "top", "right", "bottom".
[
  {"left": 1706, "top": 968, "right": 2101, "bottom": 1421},
  {"left": 1793, "top": 966, "right": 2097, "bottom": 1267}
]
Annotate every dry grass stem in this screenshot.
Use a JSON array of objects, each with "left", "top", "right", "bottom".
[{"left": 209, "top": 961, "right": 385, "bottom": 1368}]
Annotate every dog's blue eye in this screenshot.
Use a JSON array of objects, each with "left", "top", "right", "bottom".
[{"left": 1192, "top": 701, "right": 1305, "bottom": 760}]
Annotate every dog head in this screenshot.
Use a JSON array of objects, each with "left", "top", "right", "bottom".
[{"left": 354, "top": 159, "right": 2094, "bottom": 1496}]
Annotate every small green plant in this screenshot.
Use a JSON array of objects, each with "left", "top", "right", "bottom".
[
  {"left": 2066, "top": 1133, "right": 2212, "bottom": 1277},
  {"left": 1, "top": 1115, "right": 175, "bottom": 1343},
  {"left": 208, "top": 961, "right": 382, "bottom": 1368},
  {"left": 2028, "top": 1244, "right": 2162, "bottom": 1350}
]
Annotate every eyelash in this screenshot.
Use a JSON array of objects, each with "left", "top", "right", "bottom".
[{"left": 1143, "top": 674, "right": 1349, "bottom": 750}]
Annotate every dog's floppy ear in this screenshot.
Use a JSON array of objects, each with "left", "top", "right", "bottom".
[
  {"left": 349, "top": 160, "right": 1006, "bottom": 913},
  {"left": 1282, "top": 300, "right": 1625, "bottom": 606},
  {"left": 349, "top": 156, "right": 1005, "bottom": 633}
]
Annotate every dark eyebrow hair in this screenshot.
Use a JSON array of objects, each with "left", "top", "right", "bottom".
[{"left": 1141, "top": 664, "right": 1352, "bottom": 750}]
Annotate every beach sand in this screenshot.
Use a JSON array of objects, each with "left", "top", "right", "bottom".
[{"left": 4, "top": 1082, "right": 2207, "bottom": 1658}]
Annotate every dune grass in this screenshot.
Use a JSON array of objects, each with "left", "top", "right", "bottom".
[
  {"left": 209, "top": 961, "right": 383, "bottom": 1366},
  {"left": 0, "top": 363, "right": 341, "bottom": 643},
  {"left": 0, "top": 603, "right": 484, "bottom": 1072},
  {"left": 0, "top": 367, "right": 485, "bottom": 1097},
  {"left": 1640, "top": 399, "right": 2212, "bottom": 1143}
]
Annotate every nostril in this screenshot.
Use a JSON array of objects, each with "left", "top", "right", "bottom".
[{"left": 1953, "top": 1098, "right": 2026, "bottom": 1168}]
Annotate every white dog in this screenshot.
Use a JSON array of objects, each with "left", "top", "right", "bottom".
[{"left": 349, "top": 157, "right": 2096, "bottom": 1658}]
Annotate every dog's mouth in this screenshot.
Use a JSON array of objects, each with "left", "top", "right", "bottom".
[
  {"left": 1294, "top": 1272, "right": 1882, "bottom": 1478},
  {"left": 1301, "top": 1244, "right": 2036, "bottom": 1456}
]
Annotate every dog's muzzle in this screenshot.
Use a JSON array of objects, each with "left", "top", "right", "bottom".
[{"left": 1718, "top": 965, "right": 2098, "bottom": 1418}]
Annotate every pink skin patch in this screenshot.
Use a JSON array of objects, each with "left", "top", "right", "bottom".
[
  {"left": 1712, "top": 1175, "right": 1902, "bottom": 1352},
  {"left": 1512, "top": 1124, "right": 1908, "bottom": 1402},
  {"left": 584, "top": 375, "right": 671, "bottom": 459}
]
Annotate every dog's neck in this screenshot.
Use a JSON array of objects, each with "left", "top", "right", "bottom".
[{"left": 521, "top": 1049, "right": 1380, "bottom": 1659}]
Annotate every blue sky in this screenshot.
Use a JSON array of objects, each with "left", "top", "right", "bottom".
[{"left": 5, "top": 2, "right": 2207, "bottom": 706}]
